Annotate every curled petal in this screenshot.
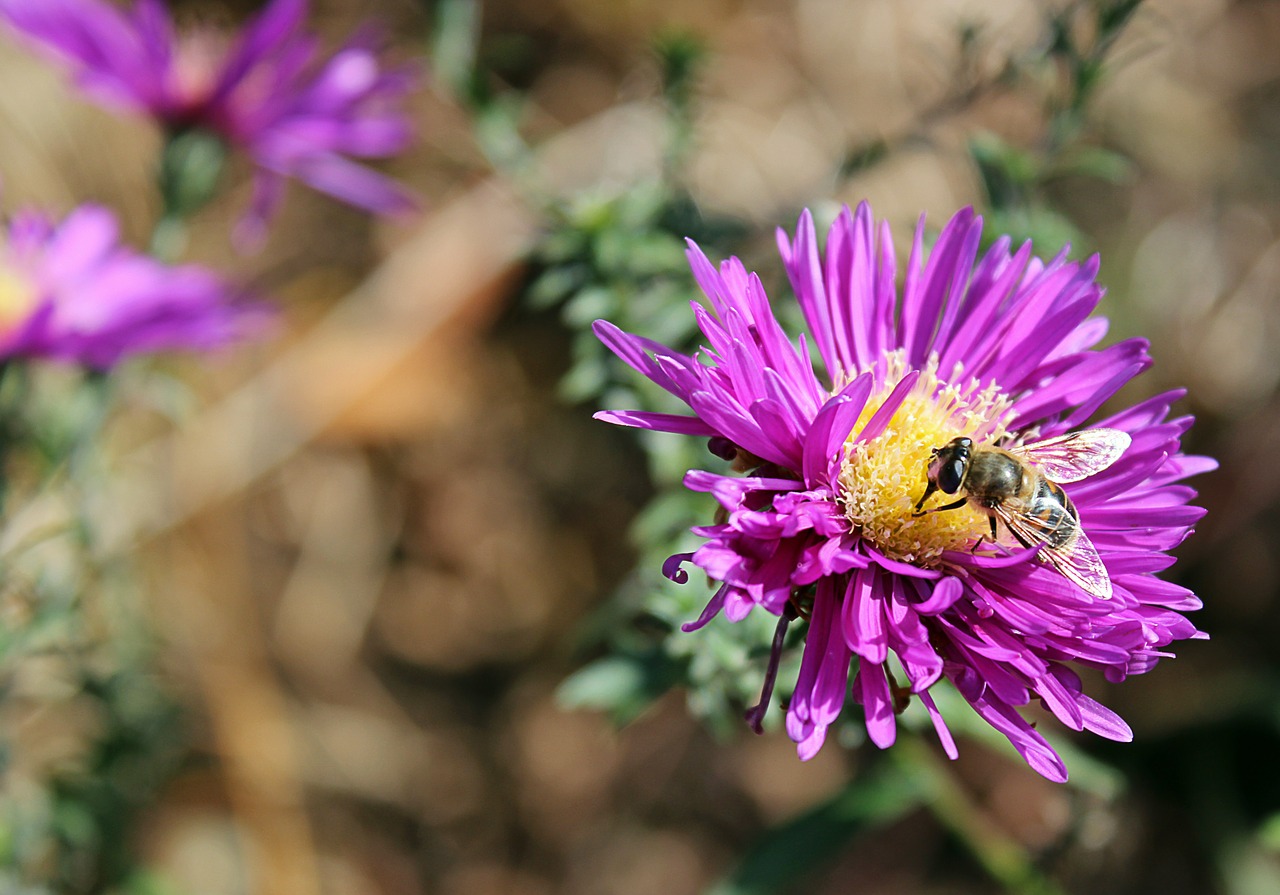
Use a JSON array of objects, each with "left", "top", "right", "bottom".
[
  {"left": 681, "top": 585, "right": 728, "bottom": 633},
  {"left": 663, "top": 553, "right": 694, "bottom": 584}
]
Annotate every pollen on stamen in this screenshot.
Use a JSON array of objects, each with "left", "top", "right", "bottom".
[{"left": 838, "top": 350, "right": 1015, "bottom": 565}]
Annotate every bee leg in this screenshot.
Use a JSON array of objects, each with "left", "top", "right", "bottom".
[
  {"left": 969, "top": 516, "right": 1001, "bottom": 555},
  {"left": 912, "top": 482, "right": 939, "bottom": 514},
  {"left": 914, "top": 497, "right": 968, "bottom": 517}
]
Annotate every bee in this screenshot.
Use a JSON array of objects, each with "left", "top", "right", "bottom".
[{"left": 913, "top": 428, "right": 1131, "bottom": 599}]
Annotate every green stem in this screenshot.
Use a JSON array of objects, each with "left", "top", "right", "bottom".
[
  {"left": 152, "top": 127, "right": 228, "bottom": 261},
  {"left": 149, "top": 213, "right": 188, "bottom": 263},
  {"left": 0, "top": 359, "right": 23, "bottom": 518}
]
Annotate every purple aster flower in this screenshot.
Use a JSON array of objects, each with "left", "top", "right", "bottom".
[
  {"left": 594, "top": 203, "right": 1213, "bottom": 782},
  {"left": 0, "top": 203, "right": 261, "bottom": 368},
  {"left": 0, "top": 0, "right": 417, "bottom": 245}
]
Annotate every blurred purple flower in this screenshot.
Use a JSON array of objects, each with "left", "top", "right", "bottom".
[
  {"left": 0, "top": 203, "right": 262, "bottom": 368},
  {"left": 0, "top": 0, "right": 417, "bottom": 245},
  {"left": 594, "top": 202, "right": 1213, "bottom": 782}
]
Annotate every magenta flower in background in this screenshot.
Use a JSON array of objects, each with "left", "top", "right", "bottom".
[
  {"left": 0, "top": 0, "right": 417, "bottom": 245},
  {"left": 594, "top": 202, "right": 1212, "bottom": 782},
  {"left": 0, "top": 203, "right": 260, "bottom": 368}
]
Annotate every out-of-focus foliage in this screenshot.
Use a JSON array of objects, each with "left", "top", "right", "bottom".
[
  {"left": 0, "top": 369, "right": 188, "bottom": 894},
  {"left": 966, "top": 1, "right": 1141, "bottom": 253}
]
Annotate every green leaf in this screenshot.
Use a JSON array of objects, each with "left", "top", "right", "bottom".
[
  {"left": 430, "top": 0, "right": 482, "bottom": 106},
  {"left": 1046, "top": 145, "right": 1135, "bottom": 185},
  {"left": 116, "top": 869, "right": 185, "bottom": 895},
  {"left": 654, "top": 31, "right": 706, "bottom": 108},
  {"left": 594, "top": 227, "right": 640, "bottom": 274},
  {"left": 557, "top": 652, "right": 682, "bottom": 725},
  {"left": 526, "top": 265, "right": 588, "bottom": 310},
  {"left": 1218, "top": 835, "right": 1280, "bottom": 895},
  {"left": 623, "top": 233, "right": 689, "bottom": 277},
  {"left": 561, "top": 286, "right": 618, "bottom": 327},
  {"left": 558, "top": 354, "right": 609, "bottom": 404},
  {"left": 838, "top": 138, "right": 889, "bottom": 179},
  {"left": 473, "top": 97, "right": 531, "bottom": 171},
  {"left": 982, "top": 205, "right": 1086, "bottom": 257},
  {"left": 1095, "top": 0, "right": 1144, "bottom": 46},
  {"left": 969, "top": 132, "right": 1040, "bottom": 211},
  {"left": 1260, "top": 813, "right": 1280, "bottom": 851}
]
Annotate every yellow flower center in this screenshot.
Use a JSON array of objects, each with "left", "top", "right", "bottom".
[
  {"left": 838, "top": 350, "right": 1015, "bottom": 565},
  {"left": 0, "top": 266, "right": 37, "bottom": 336}
]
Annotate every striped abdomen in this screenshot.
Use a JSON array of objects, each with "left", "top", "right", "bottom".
[{"left": 1028, "top": 477, "right": 1079, "bottom": 549}]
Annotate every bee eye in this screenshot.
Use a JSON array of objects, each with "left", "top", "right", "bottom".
[{"left": 938, "top": 458, "right": 966, "bottom": 494}]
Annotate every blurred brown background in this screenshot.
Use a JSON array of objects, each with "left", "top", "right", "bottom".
[{"left": 0, "top": 0, "right": 1271, "bottom": 893}]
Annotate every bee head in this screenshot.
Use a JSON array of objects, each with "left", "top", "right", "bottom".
[{"left": 928, "top": 437, "right": 972, "bottom": 494}]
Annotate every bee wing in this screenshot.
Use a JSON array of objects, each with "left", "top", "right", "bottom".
[
  {"left": 1008, "top": 428, "right": 1131, "bottom": 483},
  {"left": 993, "top": 505, "right": 1113, "bottom": 600}
]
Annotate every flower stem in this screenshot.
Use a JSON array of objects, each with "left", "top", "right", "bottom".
[
  {"left": 149, "top": 213, "right": 188, "bottom": 263},
  {"left": 152, "top": 127, "right": 229, "bottom": 262}
]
